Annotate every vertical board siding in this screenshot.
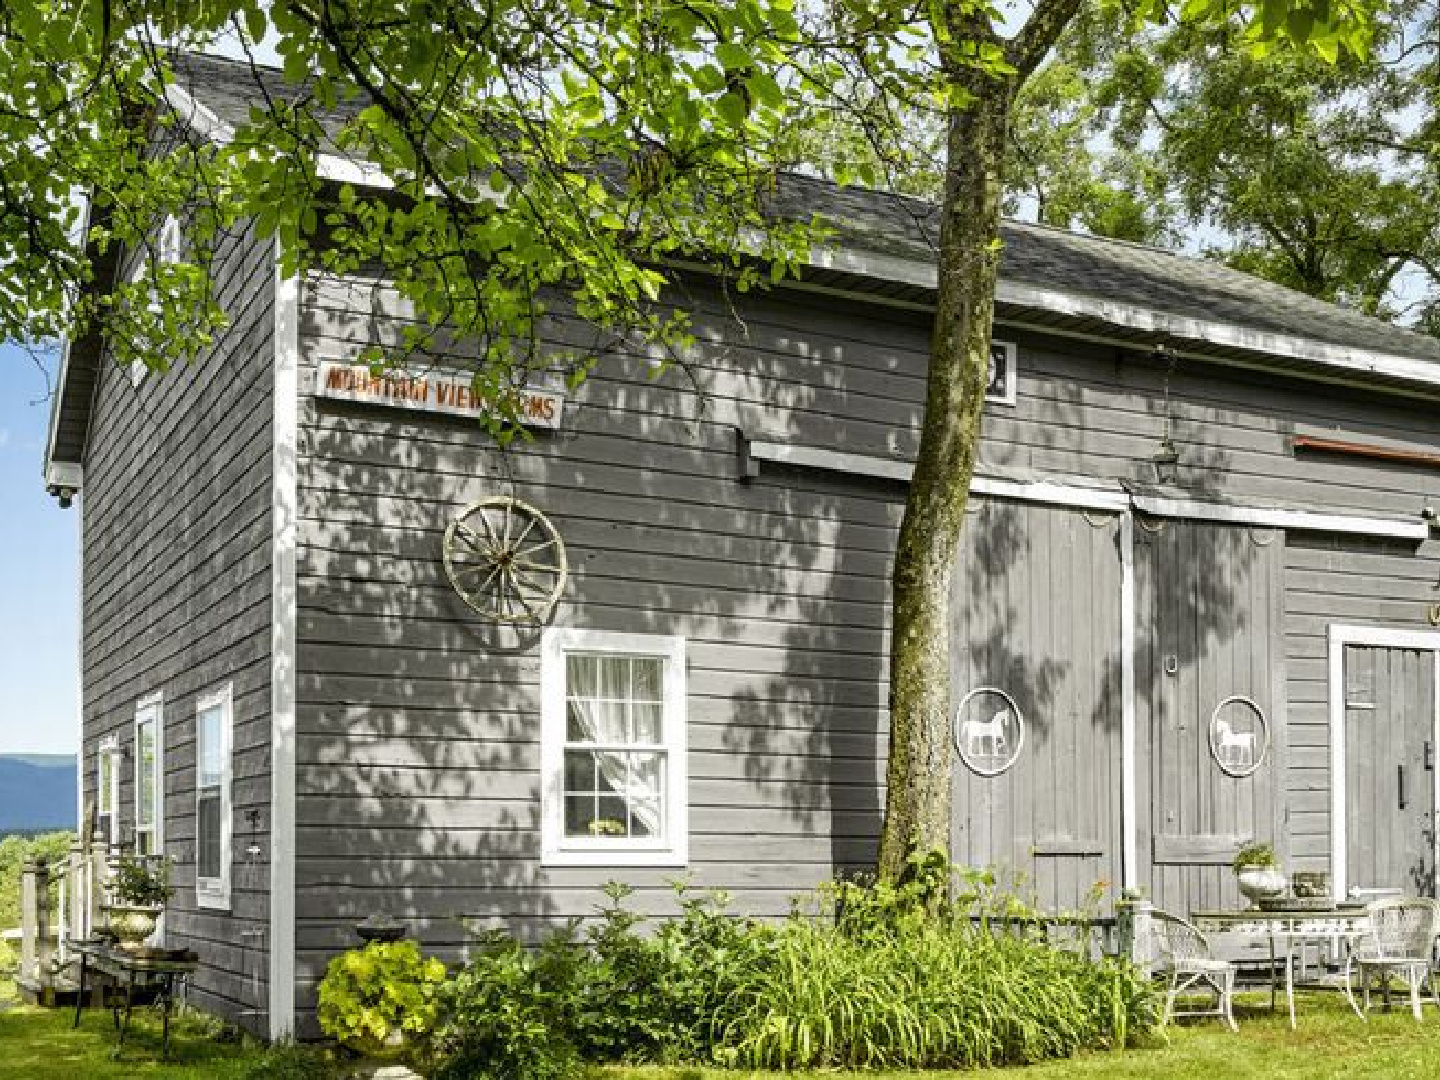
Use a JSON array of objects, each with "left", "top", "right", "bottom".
[
  {"left": 80, "top": 221, "right": 276, "bottom": 1033},
  {"left": 290, "top": 270, "right": 1440, "bottom": 1031}
]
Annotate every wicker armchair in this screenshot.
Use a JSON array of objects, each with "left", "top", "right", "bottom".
[
  {"left": 1150, "top": 909, "right": 1238, "bottom": 1031},
  {"left": 1345, "top": 897, "right": 1440, "bottom": 1022}
]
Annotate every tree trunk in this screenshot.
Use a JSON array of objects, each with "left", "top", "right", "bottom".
[{"left": 876, "top": 58, "right": 1018, "bottom": 882}]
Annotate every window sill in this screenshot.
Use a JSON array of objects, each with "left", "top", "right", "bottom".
[
  {"left": 196, "top": 884, "right": 231, "bottom": 911},
  {"left": 541, "top": 846, "right": 688, "bottom": 869}
]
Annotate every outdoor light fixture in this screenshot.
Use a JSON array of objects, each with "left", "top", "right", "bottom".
[
  {"left": 1152, "top": 436, "right": 1181, "bottom": 485},
  {"left": 46, "top": 483, "right": 76, "bottom": 508},
  {"left": 1151, "top": 343, "right": 1181, "bottom": 485}
]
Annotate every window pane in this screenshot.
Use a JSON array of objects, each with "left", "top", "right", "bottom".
[
  {"left": 631, "top": 658, "right": 663, "bottom": 702},
  {"left": 631, "top": 703, "right": 662, "bottom": 743},
  {"left": 197, "top": 792, "right": 221, "bottom": 879},
  {"left": 564, "top": 750, "right": 597, "bottom": 792},
  {"left": 629, "top": 753, "right": 663, "bottom": 800},
  {"left": 198, "top": 706, "right": 223, "bottom": 786},
  {"left": 98, "top": 752, "right": 112, "bottom": 802},
  {"left": 137, "top": 721, "right": 156, "bottom": 828},
  {"left": 567, "top": 699, "right": 627, "bottom": 744},
  {"left": 595, "top": 796, "right": 629, "bottom": 836},
  {"left": 564, "top": 795, "right": 596, "bottom": 837},
  {"left": 629, "top": 800, "right": 659, "bottom": 838},
  {"left": 135, "top": 828, "right": 154, "bottom": 857}
]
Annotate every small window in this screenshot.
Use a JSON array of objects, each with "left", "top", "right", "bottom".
[
  {"left": 541, "top": 629, "right": 687, "bottom": 867},
  {"left": 126, "top": 214, "right": 183, "bottom": 387},
  {"left": 195, "top": 684, "right": 232, "bottom": 909},
  {"left": 986, "top": 340, "right": 1018, "bottom": 405},
  {"left": 96, "top": 737, "right": 119, "bottom": 849},
  {"left": 134, "top": 694, "right": 163, "bottom": 857}
]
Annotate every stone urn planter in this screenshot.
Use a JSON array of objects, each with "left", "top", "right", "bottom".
[
  {"left": 1236, "top": 867, "right": 1287, "bottom": 907},
  {"left": 106, "top": 903, "right": 162, "bottom": 949},
  {"left": 1233, "top": 842, "right": 1286, "bottom": 908}
]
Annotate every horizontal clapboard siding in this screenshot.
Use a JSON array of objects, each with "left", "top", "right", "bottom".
[
  {"left": 291, "top": 268, "right": 1440, "bottom": 1032},
  {"left": 80, "top": 222, "right": 276, "bottom": 1033}
]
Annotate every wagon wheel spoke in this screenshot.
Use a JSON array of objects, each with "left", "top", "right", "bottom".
[
  {"left": 513, "top": 557, "right": 562, "bottom": 575},
  {"left": 455, "top": 522, "right": 491, "bottom": 557},
  {"left": 510, "top": 568, "right": 551, "bottom": 599},
  {"left": 509, "top": 515, "right": 537, "bottom": 553},
  {"left": 505, "top": 569, "right": 545, "bottom": 617},
  {"left": 474, "top": 509, "right": 504, "bottom": 554}
]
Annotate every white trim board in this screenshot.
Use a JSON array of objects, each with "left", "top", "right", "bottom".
[
  {"left": 268, "top": 248, "right": 300, "bottom": 1042},
  {"left": 742, "top": 436, "right": 1430, "bottom": 538},
  {"left": 1327, "top": 625, "right": 1440, "bottom": 904},
  {"left": 1119, "top": 512, "right": 1138, "bottom": 891}
]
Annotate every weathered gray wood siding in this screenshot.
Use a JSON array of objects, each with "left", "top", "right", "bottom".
[
  {"left": 1284, "top": 534, "right": 1440, "bottom": 872},
  {"left": 80, "top": 223, "right": 276, "bottom": 1031},
  {"left": 293, "top": 269, "right": 1440, "bottom": 1022}
]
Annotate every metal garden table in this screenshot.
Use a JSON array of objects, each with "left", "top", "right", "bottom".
[
  {"left": 70, "top": 940, "right": 199, "bottom": 1059},
  {"left": 1190, "top": 906, "right": 1370, "bottom": 1028}
]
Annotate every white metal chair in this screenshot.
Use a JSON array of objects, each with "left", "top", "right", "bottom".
[
  {"left": 1344, "top": 897, "right": 1440, "bottom": 1022},
  {"left": 1150, "top": 909, "right": 1238, "bottom": 1031}
]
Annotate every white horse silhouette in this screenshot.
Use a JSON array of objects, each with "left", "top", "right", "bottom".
[
  {"left": 962, "top": 709, "right": 1011, "bottom": 759},
  {"left": 1215, "top": 718, "right": 1255, "bottom": 768}
]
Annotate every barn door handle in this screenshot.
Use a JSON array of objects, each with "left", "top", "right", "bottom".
[{"left": 1399, "top": 765, "right": 1407, "bottom": 810}]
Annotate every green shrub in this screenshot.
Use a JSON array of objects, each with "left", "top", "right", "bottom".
[
  {"left": 433, "top": 931, "right": 585, "bottom": 1080},
  {"left": 316, "top": 939, "right": 447, "bottom": 1066}
]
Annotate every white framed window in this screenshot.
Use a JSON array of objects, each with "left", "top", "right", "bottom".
[
  {"left": 134, "top": 693, "right": 163, "bottom": 857},
  {"left": 540, "top": 629, "right": 688, "bottom": 867},
  {"left": 96, "top": 736, "right": 120, "bottom": 849},
  {"left": 986, "top": 339, "right": 1018, "bottom": 405},
  {"left": 195, "top": 683, "right": 233, "bottom": 910},
  {"left": 127, "top": 214, "right": 183, "bottom": 387}
]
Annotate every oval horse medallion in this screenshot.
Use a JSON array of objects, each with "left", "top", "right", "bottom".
[
  {"left": 954, "top": 687, "right": 1025, "bottom": 777},
  {"left": 1208, "top": 695, "right": 1270, "bottom": 778}
]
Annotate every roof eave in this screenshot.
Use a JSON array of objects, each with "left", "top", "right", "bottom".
[{"left": 803, "top": 241, "right": 1440, "bottom": 398}]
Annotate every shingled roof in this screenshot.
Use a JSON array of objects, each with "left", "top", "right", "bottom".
[
  {"left": 164, "top": 51, "right": 1440, "bottom": 370},
  {"left": 44, "top": 50, "right": 1440, "bottom": 487}
]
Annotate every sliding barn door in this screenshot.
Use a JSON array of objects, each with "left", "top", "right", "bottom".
[
  {"left": 950, "top": 498, "right": 1124, "bottom": 912},
  {"left": 1137, "top": 519, "right": 1286, "bottom": 912}
]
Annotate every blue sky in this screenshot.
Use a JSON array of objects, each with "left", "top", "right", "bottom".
[{"left": 0, "top": 343, "right": 79, "bottom": 755}]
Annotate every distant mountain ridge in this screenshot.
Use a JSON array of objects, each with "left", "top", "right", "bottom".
[{"left": 0, "top": 753, "right": 76, "bottom": 832}]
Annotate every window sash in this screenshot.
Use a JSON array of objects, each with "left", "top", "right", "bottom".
[{"left": 194, "top": 687, "right": 231, "bottom": 906}]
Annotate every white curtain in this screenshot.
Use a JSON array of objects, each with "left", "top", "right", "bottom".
[{"left": 567, "top": 655, "right": 662, "bottom": 836}]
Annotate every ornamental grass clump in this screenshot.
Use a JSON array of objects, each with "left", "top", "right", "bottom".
[{"left": 712, "top": 859, "right": 1157, "bottom": 1071}]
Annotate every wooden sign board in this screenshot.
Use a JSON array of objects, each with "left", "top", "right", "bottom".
[{"left": 316, "top": 360, "right": 565, "bottom": 429}]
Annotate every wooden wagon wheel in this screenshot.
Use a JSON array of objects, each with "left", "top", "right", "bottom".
[{"left": 443, "top": 497, "right": 568, "bottom": 623}]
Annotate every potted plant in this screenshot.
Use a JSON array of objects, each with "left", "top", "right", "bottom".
[
  {"left": 105, "top": 855, "right": 171, "bottom": 948},
  {"left": 1233, "top": 842, "right": 1286, "bottom": 907}
]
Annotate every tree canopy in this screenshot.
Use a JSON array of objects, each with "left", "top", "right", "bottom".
[{"left": 3, "top": 0, "right": 1381, "bottom": 878}]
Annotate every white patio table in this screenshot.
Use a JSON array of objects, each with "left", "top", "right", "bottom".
[{"left": 1190, "top": 906, "right": 1370, "bottom": 1028}]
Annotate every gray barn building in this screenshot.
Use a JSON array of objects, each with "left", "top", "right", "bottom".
[{"left": 43, "top": 54, "right": 1440, "bottom": 1039}]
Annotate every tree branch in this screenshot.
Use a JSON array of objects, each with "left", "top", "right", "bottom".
[{"left": 1008, "top": 0, "right": 1087, "bottom": 79}]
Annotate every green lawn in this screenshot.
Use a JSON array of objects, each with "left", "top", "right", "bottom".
[
  {"left": 3, "top": 987, "right": 1440, "bottom": 1078},
  {"left": 611, "top": 990, "right": 1440, "bottom": 1080}
]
